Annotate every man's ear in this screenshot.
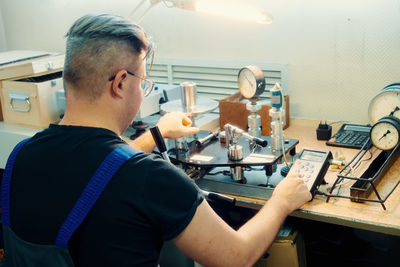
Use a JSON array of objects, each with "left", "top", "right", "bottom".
[{"left": 110, "top": 70, "right": 128, "bottom": 98}]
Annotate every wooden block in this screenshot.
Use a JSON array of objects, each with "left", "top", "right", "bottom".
[{"left": 219, "top": 92, "right": 290, "bottom": 136}]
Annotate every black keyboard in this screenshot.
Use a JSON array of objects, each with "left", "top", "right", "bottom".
[{"left": 326, "top": 124, "right": 371, "bottom": 149}]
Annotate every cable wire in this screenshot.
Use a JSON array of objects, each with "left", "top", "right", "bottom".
[{"left": 278, "top": 84, "right": 289, "bottom": 167}]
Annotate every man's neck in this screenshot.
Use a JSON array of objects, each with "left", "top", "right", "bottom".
[{"left": 60, "top": 99, "right": 122, "bottom": 135}]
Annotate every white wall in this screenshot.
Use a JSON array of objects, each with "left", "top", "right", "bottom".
[
  {"left": 1, "top": 0, "right": 400, "bottom": 123},
  {"left": 0, "top": 2, "right": 7, "bottom": 51}
]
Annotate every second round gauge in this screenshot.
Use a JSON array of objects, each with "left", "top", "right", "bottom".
[{"left": 370, "top": 116, "right": 400, "bottom": 150}]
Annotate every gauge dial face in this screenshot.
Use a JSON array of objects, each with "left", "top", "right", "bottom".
[
  {"left": 238, "top": 66, "right": 265, "bottom": 99},
  {"left": 368, "top": 89, "right": 400, "bottom": 124},
  {"left": 370, "top": 119, "right": 400, "bottom": 150}
]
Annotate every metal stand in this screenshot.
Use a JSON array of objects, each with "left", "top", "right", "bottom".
[
  {"left": 269, "top": 107, "right": 285, "bottom": 153},
  {"left": 246, "top": 101, "right": 262, "bottom": 138},
  {"left": 325, "top": 139, "right": 400, "bottom": 210}
]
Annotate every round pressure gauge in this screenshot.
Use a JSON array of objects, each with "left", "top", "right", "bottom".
[
  {"left": 370, "top": 116, "right": 400, "bottom": 151},
  {"left": 368, "top": 83, "right": 400, "bottom": 124},
  {"left": 238, "top": 66, "right": 266, "bottom": 99}
]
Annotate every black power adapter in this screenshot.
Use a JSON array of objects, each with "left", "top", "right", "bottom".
[{"left": 316, "top": 121, "right": 332, "bottom": 140}]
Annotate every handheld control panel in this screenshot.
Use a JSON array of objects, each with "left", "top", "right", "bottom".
[{"left": 287, "top": 149, "right": 332, "bottom": 197}]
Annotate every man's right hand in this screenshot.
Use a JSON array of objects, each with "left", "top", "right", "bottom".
[
  {"left": 173, "top": 173, "right": 312, "bottom": 267},
  {"left": 157, "top": 112, "right": 199, "bottom": 139},
  {"left": 270, "top": 173, "right": 312, "bottom": 215}
]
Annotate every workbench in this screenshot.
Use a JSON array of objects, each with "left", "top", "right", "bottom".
[{"left": 1, "top": 118, "right": 399, "bottom": 236}]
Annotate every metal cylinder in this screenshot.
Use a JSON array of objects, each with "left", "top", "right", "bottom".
[
  {"left": 228, "top": 145, "right": 243, "bottom": 161},
  {"left": 230, "top": 166, "right": 244, "bottom": 181},
  {"left": 248, "top": 113, "right": 261, "bottom": 138},
  {"left": 180, "top": 81, "right": 197, "bottom": 113},
  {"left": 246, "top": 102, "right": 262, "bottom": 138},
  {"left": 269, "top": 108, "right": 284, "bottom": 152},
  {"left": 270, "top": 120, "right": 282, "bottom": 152}
]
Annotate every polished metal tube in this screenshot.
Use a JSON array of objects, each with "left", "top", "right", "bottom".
[{"left": 180, "top": 81, "right": 197, "bottom": 113}]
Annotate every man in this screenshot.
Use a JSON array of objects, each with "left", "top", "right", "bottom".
[{"left": 3, "top": 14, "right": 311, "bottom": 266}]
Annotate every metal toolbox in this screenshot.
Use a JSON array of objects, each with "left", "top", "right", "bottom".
[{"left": 0, "top": 52, "right": 64, "bottom": 128}]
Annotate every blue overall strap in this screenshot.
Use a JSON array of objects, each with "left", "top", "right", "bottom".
[
  {"left": 55, "top": 145, "right": 143, "bottom": 249},
  {"left": 1, "top": 138, "right": 31, "bottom": 227}
]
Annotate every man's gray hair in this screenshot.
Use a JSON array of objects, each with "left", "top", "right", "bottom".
[{"left": 63, "top": 14, "right": 149, "bottom": 99}]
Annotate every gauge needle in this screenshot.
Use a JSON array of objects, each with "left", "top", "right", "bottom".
[
  {"left": 245, "top": 75, "right": 254, "bottom": 87},
  {"left": 379, "top": 130, "right": 391, "bottom": 141},
  {"left": 389, "top": 106, "right": 400, "bottom": 116}
]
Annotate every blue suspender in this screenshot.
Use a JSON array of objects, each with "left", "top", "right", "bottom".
[
  {"left": 55, "top": 145, "right": 142, "bottom": 249},
  {"left": 1, "top": 138, "right": 31, "bottom": 227},
  {"left": 1, "top": 140, "right": 143, "bottom": 250}
]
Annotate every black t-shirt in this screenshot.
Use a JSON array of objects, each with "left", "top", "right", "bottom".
[{"left": 9, "top": 124, "right": 204, "bottom": 267}]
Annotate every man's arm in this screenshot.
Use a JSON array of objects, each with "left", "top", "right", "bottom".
[
  {"left": 129, "top": 112, "right": 199, "bottom": 153},
  {"left": 173, "top": 174, "right": 312, "bottom": 267}
]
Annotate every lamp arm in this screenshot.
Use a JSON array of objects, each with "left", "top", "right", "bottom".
[
  {"left": 128, "top": 0, "right": 148, "bottom": 20},
  {"left": 128, "top": 0, "right": 272, "bottom": 24},
  {"left": 136, "top": 4, "right": 156, "bottom": 23},
  {"left": 128, "top": 0, "right": 163, "bottom": 22}
]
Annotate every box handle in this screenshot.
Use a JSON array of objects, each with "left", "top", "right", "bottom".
[
  {"left": 9, "top": 92, "right": 31, "bottom": 112},
  {"left": 47, "top": 61, "right": 54, "bottom": 70}
]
